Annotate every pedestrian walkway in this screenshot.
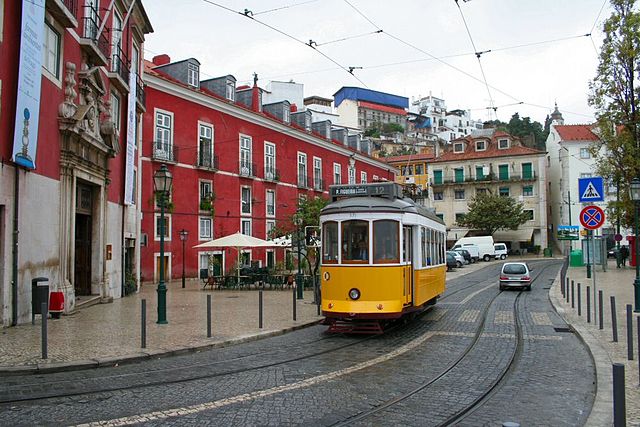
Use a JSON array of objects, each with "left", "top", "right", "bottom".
[
  {"left": 0, "top": 280, "right": 321, "bottom": 373},
  {"left": 551, "top": 258, "right": 640, "bottom": 426}
]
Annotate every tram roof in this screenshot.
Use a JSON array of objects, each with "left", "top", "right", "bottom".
[{"left": 321, "top": 196, "right": 444, "bottom": 225}]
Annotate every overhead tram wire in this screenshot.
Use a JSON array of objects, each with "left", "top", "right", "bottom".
[
  {"left": 315, "top": 30, "right": 383, "bottom": 47},
  {"left": 454, "top": 0, "right": 496, "bottom": 118},
  {"left": 588, "top": 0, "right": 608, "bottom": 56},
  {"left": 252, "top": 0, "right": 321, "bottom": 16},
  {"left": 200, "top": 0, "right": 369, "bottom": 88}
]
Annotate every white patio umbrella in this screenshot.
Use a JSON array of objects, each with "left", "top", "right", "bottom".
[
  {"left": 265, "top": 234, "right": 292, "bottom": 248},
  {"left": 193, "top": 232, "right": 274, "bottom": 284}
]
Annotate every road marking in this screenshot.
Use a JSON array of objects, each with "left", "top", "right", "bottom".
[
  {"left": 76, "top": 330, "right": 438, "bottom": 426},
  {"left": 431, "top": 330, "right": 562, "bottom": 341},
  {"left": 459, "top": 282, "right": 495, "bottom": 304},
  {"left": 458, "top": 309, "right": 480, "bottom": 323},
  {"left": 531, "top": 312, "right": 553, "bottom": 326},
  {"left": 494, "top": 311, "right": 513, "bottom": 324}
]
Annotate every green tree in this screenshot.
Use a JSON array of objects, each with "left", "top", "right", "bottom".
[
  {"left": 484, "top": 114, "right": 547, "bottom": 149},
  {"left": 456, "top": 193, "right": 530, "bottom": 236},
  {"left": 588, "top": 0, "right": 640, "bottom": 228}
]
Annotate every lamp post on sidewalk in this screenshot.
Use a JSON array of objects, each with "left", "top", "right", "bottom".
[
  {"left": 630, "top": 177, "right": 640, "bottom": 312},
  {"left": 294, "top": 208, "right": 304, "bottom": 300},
  {"left": 179, "top": 229, "right": 189, "bottom": 289},
  {"left": 154, "top": 164, "right": 173, "bottom": 324}
]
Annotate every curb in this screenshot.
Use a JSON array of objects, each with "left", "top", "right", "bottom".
[
  {"left": 0, "top": 320, "right": 322, "bottom": 376},
  {"left": 548, "top": 270, "right": 613, "bottom": 427}
]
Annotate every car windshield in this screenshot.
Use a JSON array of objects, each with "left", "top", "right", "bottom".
[{"left": 503, "top": 264, "right": 526, "bottom": 274}]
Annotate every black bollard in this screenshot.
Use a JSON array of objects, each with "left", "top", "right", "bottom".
[
  {"left": 571, "top": 281, "right": 575, "bottom": 308},
  {"left": 613, "top": 363, "right": 626, "bottom": 427},
  {"left": 566, "top": 278, "right": 570, "bottom": 303},
  {"left": 627, "top": 305, "right": 634, "bottom": 361},
  {"left": 587, "top": 286, "right": 591, "bottom": 323},
  {"left": 141, "top": 299, "right": 147, "bottom": 349},
  {"left": 207, "top": 294, "right": 212, "bottom": 338},
  {"left": 598, "top": 290, "right": 604, "bottom": 330},
  {"left": 638, "top": 316, "right": 640, "bottom": 386},
  {"left": 578, "top": 283, "right": 582, "bottom": 316},
  {"left": 259, "top": 290, "right": 263, "bottom": 329},
  {"left": 41, "top": 302, "right": 48, "bottom": 360},
  {"left": 611, "top": 296, "right": 619, "bottom": 343},
  {"left": 292, "top": 283, "right": 297, "bottom": 321}
]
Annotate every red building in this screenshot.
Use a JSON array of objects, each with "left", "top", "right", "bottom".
[
  {"left": 0, "top": 0, "right": 152, "bottom": 324},
  {"left": 141, "top": 56, "right": 396, "bottom": 282}
]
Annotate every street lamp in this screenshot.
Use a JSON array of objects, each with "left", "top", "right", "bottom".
[
  {"left": 179, "top": 229, "right": 189, "bottom": 289},
  {"left": 154, "top": 164, "right": 173, "bottom": 324},
  {"left": 629, "top": 177, "right": 640, "bottom": 312},
  {"left": 294, "top": 209, "right": 304, "bottom": 300}
]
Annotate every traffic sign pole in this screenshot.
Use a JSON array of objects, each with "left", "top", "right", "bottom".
[{"left": 580, "top": 205, "right": 605, "bottom": 280}]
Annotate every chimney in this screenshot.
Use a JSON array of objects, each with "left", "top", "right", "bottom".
[
  {"left": 152, "top": 54, "right": 171, "bottom": 66},
  {"left": 290, "top": 104, "right": 298, "bottom": 112}
]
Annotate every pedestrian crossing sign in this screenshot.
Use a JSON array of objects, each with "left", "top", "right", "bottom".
[{"left": 578, "top": 177, "right": 604, "bottom": 202}]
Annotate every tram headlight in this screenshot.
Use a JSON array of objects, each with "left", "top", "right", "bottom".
[{"left": 348, "top": 288, "right": 360, "bottom": 300}]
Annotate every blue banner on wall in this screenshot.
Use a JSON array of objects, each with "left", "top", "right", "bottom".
[{"left": 12, "top": 0, "right": 45, "bottom": 169}]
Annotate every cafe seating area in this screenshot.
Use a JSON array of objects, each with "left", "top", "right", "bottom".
[{"left": 200, "top": 267, "right": 315, "bottom": 291}]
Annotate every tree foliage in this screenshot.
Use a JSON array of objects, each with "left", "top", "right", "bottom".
[
  {"left": 483, "top": 113, "right": 547, "bottom": 149},
  {"left": 588, "top": 0, "right": 640, "bottom": 228},
  {"left": 456, "top": 193, "right": 531, "bottom": 236}
]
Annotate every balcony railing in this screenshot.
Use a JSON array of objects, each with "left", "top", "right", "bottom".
[
  {"left": 47, "top": 0, "right": 79, "bottom": 28},
  {"left": 430, "top": 171, "right": 537, "bottom": 186},
  {"left": 239, "top": 161, "right": 256, "bottom": 178},
  {"left": 313, "top": 178, "right": 325, "bottom": 191},
  {"left": 136, "top": 74, "right": 145, "bottom": 108},
  {"left": 264, "top": 166, "right": 280, "bottom": 182},
  {"left": 297, "top": 174, "right": 309, "bottom": 188},
  {"left": 82, "top": 6, "right": 110, "bottom": 63},
  {"left": 152, "top": 141, "right": 178, "bottom": 163},
  {"left": 63, "top": 0, "right": 79, "bottom": 15},
  {"left": 110, "top": 46, "right": 130, "bottom": 85},
  {"left": 198, "top": 153, "right": 219, "bottom": 170}
]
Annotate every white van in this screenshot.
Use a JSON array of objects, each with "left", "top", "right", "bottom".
[
  {"left": 494, "top": 243, "right": 508, "bottom": 260},
  {"left": 453, "top": 236, "right": 495, "bottom": 261},
  {"left": 451, "top": 243, "right": 480, "bottom": 262}
]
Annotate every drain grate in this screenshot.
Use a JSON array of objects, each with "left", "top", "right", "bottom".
[
  {"left": 542, "top": 287, "right": 551, "bottom": 289},
  {"left": 554, "top": 327, "right": 573, "bottom": 333}
]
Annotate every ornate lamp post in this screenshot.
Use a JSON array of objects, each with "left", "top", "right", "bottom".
[
  {"left": 179, "top": 229, "right": 189, "bottom": 289},
  {"left": 154, "top": 164, "right": 173, "bottom": 324},
  {"left": 294, "top": 209, "right": 304, "bottom": 300},
  {"left": 630, "top": 177, "right": 640, "bottom": 312}
]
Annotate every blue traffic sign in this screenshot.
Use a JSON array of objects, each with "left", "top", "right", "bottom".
[
  {"left": 579, "top": 205, "right": 605, "bottom": 230},
  {"left": 578, "top": 177, "right": 604, "bottom": 202}
]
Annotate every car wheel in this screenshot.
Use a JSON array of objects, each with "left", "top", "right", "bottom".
[
  {"left": 483, "top": 254, "right": 491, "bottom": 262},
  {"left": 525, "top": 285, "right": 532, "bottom": 291},
  {"left": 499, "top": 284, "right": 505, "bottom": 291},
  {"left": 471, "top": 258, "right": 476, "bottom": 264},
  {"left": 500, "top": 254, "right": 506, "bottom": 260},
  {"left": 456, "top": 261, "right": 463, "bottom": 268}
]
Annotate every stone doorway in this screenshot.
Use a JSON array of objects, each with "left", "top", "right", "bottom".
[{"left": 74, "top": 183, "right": 93, "bottom": 296}]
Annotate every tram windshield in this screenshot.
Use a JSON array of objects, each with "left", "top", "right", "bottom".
[
  {"left": 322, "top": 221, "right": 338, "bottom": 263},
  {"left": 373, "top": 220, "right": 399, "bottom": 263},
  {"left": 342, "top": 220, "right": 369, "bottom": 262}
]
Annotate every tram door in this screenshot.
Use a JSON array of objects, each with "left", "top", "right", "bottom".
[{"left": 402, "top": 226, "right": 413, "bottom": 305}]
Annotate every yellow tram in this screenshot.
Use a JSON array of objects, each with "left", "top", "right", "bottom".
[{"left": 320, "top": 182, "right": 447, "bottom": 333}]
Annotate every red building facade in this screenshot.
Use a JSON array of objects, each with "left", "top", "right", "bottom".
[
  {"left": 141, "top": 57, "right": 396, "bottom": 282},
  {"left": 0, "top": 0, "right": 152, "bottom": 325}
]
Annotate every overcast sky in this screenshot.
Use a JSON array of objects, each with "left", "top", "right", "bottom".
[{"left": 143, "top": 0, "right": 609, "bottom": 125}]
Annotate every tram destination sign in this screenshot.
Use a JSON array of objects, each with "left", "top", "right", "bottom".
[{"left": 330, "top": 182, "right": 402, "bottom": 200}]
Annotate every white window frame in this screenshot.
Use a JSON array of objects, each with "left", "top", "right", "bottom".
[
  {"left": 241, "top": 218, "right": 252, "bottom": 236},
  {"left": 110, "top": 91, "right": 121, "bottom": 132},
  {"left": 373, "top": 174, "right": 379, "bottom": 182},
  {"left": 266, "top": 189, "right": 275, "bottom": 217},
  {"left": 188, "top": 62, "right": 199, "bottom": 88},
  {"left": 524, "top": 209, "right": 535, "bottom": 221},
  {"left": 283, "top": 107, "right": 290, "bottom": 124},
  {"left": 475, "top": 140, "right": 486, "bottom": 151},
  {"left": 241, "top": 186, "right": 252, "bottom": 215},
  {"left": 334, "top": 163, "right": 342, "bottom": 184},
  {"left": 110, "top": 8, "right": 123, "bottom": 74},
  {"left": 240, "top": 134, "right": 252, "bottom": 173},
  {"left": 199, "top": 217, "right": 212, "bottom": 240},
  {"left": 298, "top": 152, "right": 307, "bottom": 187},
  {"left": 198, "top": 121, "right": 214, "bottom": 166},
  {"left": 348, "top": 166, "right": 356, "bottom": 184},
  {"left": 498, "top": 138, "right": 509, "bottom": 149},
  {"left": 266, "top": 220, "right": 276, "bottom": 239},
  {"left": 42, "top": 20, "right": 62, "bottom": 83},
  {"left": 453, "top": 142, "right": 464, "bottom": 153},
  {"left": 0, "top": 0, "right": 4, "bottom": 43},
  {"left": 523, "top": 185, "right": 534, "bottom": 197},
  {"left": 580, "top": 147, "right": 591, "bottom": 159},
  {"left": 226, "top": 80, "right": 235, "bottom": 101},
  {"left": 154, "top": 108, "right": 173, "bottom": 155},
  {"left": 313, "top": 157, "right": 322, "bottom": 190},
  {"left": 154, "top": 213, "right": 172, "bottom": 241},
  {"left": 264, "top": 142, "right": 276, "bottom": 179},
  {"left": 361, "top": 171, "right": 367, "bottom": 184},
  {"left": 454, "top": 189, "right": 465, "bottom": 200},
  {"left": 199, "top": 180, "right": 213, "bottom": 204}
]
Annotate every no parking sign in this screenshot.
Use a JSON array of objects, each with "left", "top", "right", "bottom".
[{"left": 579, "top": 205, "right": 605, "bottom": 230}]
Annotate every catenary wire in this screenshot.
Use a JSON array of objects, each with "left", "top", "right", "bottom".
[{"left": 252, "top": 0, "right": 321, "bottom": 16}]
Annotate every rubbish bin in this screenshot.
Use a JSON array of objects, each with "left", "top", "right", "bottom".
[
  {"left": 570, "top": 249, "right": 584, "bottom": 267},
  {"left": 31, "top": 277, "right": 49, "bottom": 324},
  {"left": 543, "top": 247, "right": 552, "bottom": 257}
]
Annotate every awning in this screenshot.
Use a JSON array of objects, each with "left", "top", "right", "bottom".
[
  {"left": 493, "top": 228, "right": 535, "bottom": 242},
  {"left": 447, "top": 229, "right": 469, "bottom": 241}
]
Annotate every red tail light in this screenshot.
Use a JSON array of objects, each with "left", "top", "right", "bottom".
[
  {"left": 500, "top": 276, "right": 508, "bottom": 280},
  {"left": 522, "top": 276, "right": 530, "bottom": 281}
]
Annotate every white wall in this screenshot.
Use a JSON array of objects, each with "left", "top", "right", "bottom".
[
  {"left": 335, "top": 99, "right": 359, "bottom": 129},
  {"left": 263, "top": 81, "right": 304, "bottom": 108}
]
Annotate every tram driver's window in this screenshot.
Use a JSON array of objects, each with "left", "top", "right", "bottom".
[
  {"left": 342, "top": 220, "right": 369, "bottom": 262},
  {"left": 373, "top": 220, "right": 399, "bottom": 263},
  {"left": 322, "top": 221, "right": 338, "bottom": 263}
]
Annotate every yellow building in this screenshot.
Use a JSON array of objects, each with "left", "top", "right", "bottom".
[{"left": 385, "top": 152, "right": 435, "bottom": 201}]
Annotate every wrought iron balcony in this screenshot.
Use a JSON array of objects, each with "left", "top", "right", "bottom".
[
  {"left": 136, "top": 74, "right": 145, "bottom": 111},
  {"left": 198, "top": 153, "right": 219, "bottom": 170},
  {"left": 239, "top": 161, "right": 256, "bottom": 178},
  {"left": 264, "top": 167, "right": 280, "bottom": 182},
  {"left": 46, "top": 0, "right": 79, "bottom": 28},
  {"left": 107, "top": 46, "right": 130, "bottom": 92},
  {"left": 80, "top": 6, "right": 109, "bottom": 66},
  {"left": 152, "top": 141, "right": 178, "bottom": 163}
]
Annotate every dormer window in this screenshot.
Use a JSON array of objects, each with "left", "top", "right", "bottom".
[
  {"left": 498, "top": 138, "right": 509, "bottom": 149},
  {"left": 476, "top": 140, "right": 486, "bottom": 151},
  {"left": 283, "top": 107, "right": 290, "bottom": 124},
  {"left": 453, "top": 142, "right": 464, "bottom": 153},
  {"left": 188, "top": 63, "right": 199, "bottom": 88},
  {"left": 225, "top": 80, "right": 235, "bottom": 101}
]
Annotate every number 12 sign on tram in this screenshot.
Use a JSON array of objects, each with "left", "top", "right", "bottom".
[{"left": 579, "top": 205, "right": 605, "bottom": 230}]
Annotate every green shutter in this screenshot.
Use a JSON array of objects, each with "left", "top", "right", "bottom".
[
  {"left": 475, "top": 166, "right": 484, "bottom": 180},
  {"left": 433, "top": 170, "right": 442, "bottom": 184},
  {"left": 522, "top": 163, "right": 533, "bottom": 179},
  {"left": 455, "top": 168, "right": 464, "bottom": 183},
  {"left": 499, "top": 164, "right": 509, "bottom": 181}
]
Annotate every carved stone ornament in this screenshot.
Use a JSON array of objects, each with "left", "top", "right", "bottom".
[{"left": 58, "top": 62, "right": 77, "bottom": 119}]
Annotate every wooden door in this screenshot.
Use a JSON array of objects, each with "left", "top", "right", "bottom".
[{"left": 74, "top": 214, "right": 92, "bottom": 295}]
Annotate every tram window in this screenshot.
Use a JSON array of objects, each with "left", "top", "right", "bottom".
[
  {"left": 421, "top": 227, "right": 427, "bottom": 267},
  {"left": 322, "top": 221, "right": 338, "bottom": 263},
  {"left": 342, "top": 220, "right": 369, "bottom": 262},
  {"left": 373, "top": 220, "right": 399, "bottom": 263}
]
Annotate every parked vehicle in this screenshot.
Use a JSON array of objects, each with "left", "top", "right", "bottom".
[
  {"left": 453, "top": 249, "right": 472, "bottom": 264},
  {"left": 446, "top": 252, "right": 457, "bottom": 271},
  {"left": 451, "top": 243, "right": 479, "bottom": 263},
  {"left": 453, "top": 236, "right": 495, "bottom": 261},
  {"left": 447, "top": 251, "right": 465, "bottom": 268},
  {"left": 499, "top": 262, "right": 532, "bottom": 291},
  {"left": 494, "top": 243, "right": 508, "bottom": 260}
]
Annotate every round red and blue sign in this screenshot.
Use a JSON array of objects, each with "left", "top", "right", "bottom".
[{"left": 579, "top": 205, "right": 605, "bottom": 230}]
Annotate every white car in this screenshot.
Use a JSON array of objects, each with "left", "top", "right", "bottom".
[
  {"left": 499, "top": 262, "right": 532, "bottom": 291},
  {"left": 447, "top": 251, "right": 465, "bottom": 268},
  {"left": 494, "top": 243, "right": 508, "bottom": 260}
]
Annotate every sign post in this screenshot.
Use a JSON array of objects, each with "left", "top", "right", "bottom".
[{"left": 580, "top": 205, "right": 605, "bottom": 323}]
